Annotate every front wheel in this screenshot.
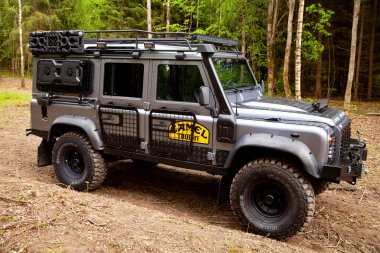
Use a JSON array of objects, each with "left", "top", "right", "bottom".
[
  {"left": 52, "top": 131, "right": 108, "bottom": 191},
  {"left": 230, "top": 158, "right": 315, "bottom": 239}
]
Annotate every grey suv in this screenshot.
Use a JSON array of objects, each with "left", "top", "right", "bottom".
[{"left": 27, "top": 30, "right": 367, "bottom": 238}]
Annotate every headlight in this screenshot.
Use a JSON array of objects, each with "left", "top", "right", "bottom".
[{"left": 327, "top": 135, "right": 336, "bottom": 164}]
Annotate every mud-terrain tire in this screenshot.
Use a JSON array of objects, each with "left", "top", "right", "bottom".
[
  {"left": 52, "top": 131, "right": 107, "bottom": 191},
  {"left": 230, "top": 158, "right": 315, "bottom": 239},
  {"left": 132, "top": 159, "right": 158, "bottom": 168},
  {"left": 311, "top": 179, "right": 331, "bottom": 195}
]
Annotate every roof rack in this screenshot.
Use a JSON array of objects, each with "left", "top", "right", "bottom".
[{"left": 28, "top": 29, "right": 239, "bottom": 55}]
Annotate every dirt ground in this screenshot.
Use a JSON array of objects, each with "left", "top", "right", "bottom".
[{"left": 0, "top": 77, "right": 379, "bottom": 252}]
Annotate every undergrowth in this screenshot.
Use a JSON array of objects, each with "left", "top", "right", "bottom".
[{"left": 0, "top": 90, "right": 31, "bottom": 107}]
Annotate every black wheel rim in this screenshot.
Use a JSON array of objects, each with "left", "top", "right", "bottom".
[
  {"left": 246, "top": 179, "right": 291, "bottom": 222},
  {"left": 62, "top": 147, "right": 85, "bottom": 180}
]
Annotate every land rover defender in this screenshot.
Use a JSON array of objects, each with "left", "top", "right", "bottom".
[{"left": 27, "top": 30, "right": 367, "bottom": 238}]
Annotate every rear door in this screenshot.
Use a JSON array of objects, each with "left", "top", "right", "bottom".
[{"left": 98, "top": 59, "right": 149, "bottom": 152}]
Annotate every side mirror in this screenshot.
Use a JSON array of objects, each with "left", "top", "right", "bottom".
[
  {"left": 261, "top": 80, "right": 265, "bottom": 94},
  {"left": 199, "top": 86, "right": 210, "bottom": 106}
]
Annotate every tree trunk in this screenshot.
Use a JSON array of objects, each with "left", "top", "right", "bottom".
[
  {"left": 315, "top": 32, "right": 322, "bottom": 98},
  {"left": 196, "top": 0, "right": 199, "bottom": 29},
  {"left": 272, "top": 0, "right": 279, "bottom": 94},
  {"left": 166, "top": 0, "right": 171, "bottom": 33},
  {"left": 283, "top": 0, "right": 295, "bottom": 98},
  {"left": 327, "top": 37, "right": 332, "bottom": 98},
  {"left": 367, "top": 0, "right": 377, "bottom": 100},
  {"left": 241, "top": 10, "right": 247, "bottom": 56},
  {"left": 354, "top": 1, "right": 365, "bottom": 100},
  {"left": 18, "top": 0, "right": 25, "bottom": 88},
  {"left": 267, "top": 0, "right": 275, "bottom": 96},
  {"left": 295, "top": 0, "right": 305, "bottom": 100},
  {"left": 251, "top": 18, "right": 258, "bottom": 74},
  {"left": 210, "top": 0, "right": 213, "bottom": 25},
  {"left": 343, "top": 0, "right": 361, "bottom": 112},
  {"left": 147, "top": 0, "right": 152, "bottom": 38},
  {"left": 188, "top": 11, "right": 193, "bottom": 32},
  {"left": 218, "top": 0, "right": 222, "bottom": 36}
]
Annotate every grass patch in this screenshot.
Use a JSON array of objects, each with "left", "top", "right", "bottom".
[{"left": 0, "top": 90, "right": 31, "bottom": 107}]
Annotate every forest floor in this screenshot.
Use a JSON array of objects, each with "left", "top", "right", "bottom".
[{"left": 0, "top": 77, "right": 379, "bottom": 253}]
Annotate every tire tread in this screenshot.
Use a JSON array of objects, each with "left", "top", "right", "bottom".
[
  {"left": 52, "top": 131, "right": 107, "bottom": 191},
  {"left": 229, "top": 158, "right": 315, "bottom": 239}
]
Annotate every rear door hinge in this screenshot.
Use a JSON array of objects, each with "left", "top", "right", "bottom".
[
  {"left": 140, "top": 142, "right": 148, "bottom": 150},
  {"left": 207, "top": 152, "right": 215, "bottom": 161},
  {"left": 144, "top": 102, "right": 150, "bottom": 111}
]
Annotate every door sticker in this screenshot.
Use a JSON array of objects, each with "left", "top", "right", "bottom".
[{"left": 168, "top": 121, "right": 209, "bottom": 145}]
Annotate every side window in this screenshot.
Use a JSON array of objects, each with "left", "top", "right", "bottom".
[
  {"left": 157, "top": 64, "right": 203, "bottom": 102},
  {"left": 104, "top": 63, "right": 144, "bottom": 98}
]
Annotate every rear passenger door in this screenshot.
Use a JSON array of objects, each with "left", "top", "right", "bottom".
[
  {"left": 98, "top": 59, "right": 148, "bottom": 151},
  {"left": 147, "top": 60, "right": 216, "bottom": 166}
]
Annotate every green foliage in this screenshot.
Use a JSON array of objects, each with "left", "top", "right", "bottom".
[
  {"left": 302, "top": 3, "right": 334, "bottom": 61},
  {"left": 0, "top": 0, "right": 270, "bottom": 73},
  {"left": 1, "top": 0, "right": 370, "bottom": 100}
]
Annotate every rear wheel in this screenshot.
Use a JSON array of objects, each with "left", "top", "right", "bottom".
[
  {"left": 230, "top": 158, "right": 315, "bottom": 239},
  {"left": 52, "top": 131, "right": 107, "bottom": 191}
]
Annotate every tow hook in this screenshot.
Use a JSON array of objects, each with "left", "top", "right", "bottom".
[{"left": 26, "top": 128, "right": 32, "bottom": 136}]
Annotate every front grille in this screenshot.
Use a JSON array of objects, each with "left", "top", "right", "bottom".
[{"left": 340, "top": 122, "right": 351, "bottom": 158}]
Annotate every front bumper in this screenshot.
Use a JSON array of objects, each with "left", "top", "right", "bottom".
[{"left": 321, "top": 138, "right": 367, "bottom": 185}]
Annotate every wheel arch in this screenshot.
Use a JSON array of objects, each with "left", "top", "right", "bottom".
[
  {"left": 224, "top": 133, "right": 319, "bottom": 178},
  {"left": 49, "top": 115, "right": 104, "bottom": 150}
]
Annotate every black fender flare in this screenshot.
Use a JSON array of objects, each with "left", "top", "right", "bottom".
[
  {"left": 225, "top": 133, "right": 320, "bottom": 178},
  {"left": 49, "top": 115, "right": 103, "bottom": 150}
]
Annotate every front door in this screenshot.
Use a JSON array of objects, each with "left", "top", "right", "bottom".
[{"left": 147, "top": 60, "right": 215, "bottom": 165}]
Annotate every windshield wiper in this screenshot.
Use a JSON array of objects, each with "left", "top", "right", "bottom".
[{"left": 225, "top": 87, "right": 243, "bottom": 94}]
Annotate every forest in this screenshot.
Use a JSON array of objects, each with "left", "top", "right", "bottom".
[{"left": 0, "top": 0, "right": 379, "bottom": 102}]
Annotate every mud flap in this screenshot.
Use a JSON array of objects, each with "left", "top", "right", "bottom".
[
  {"left": 37, "top": 139, "right": 54, "bottom": 167},
  {"left": 217, "top": 175, "right": 233, "bottom": 204}
]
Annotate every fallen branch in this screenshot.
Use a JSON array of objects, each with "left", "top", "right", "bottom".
[
  {"left": 0, "top": 196, "right": 29, "bottom": 205},
  {"left": 87, "top": 219, "right": 107, "bottom": 227}
]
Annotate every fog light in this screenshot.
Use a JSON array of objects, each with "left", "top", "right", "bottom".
[
  {"left": 97, "top": 42, "right": 106, "bottom": 48},
  {"left": 144, "top": 42, "right": 154, "bottom": 49}
]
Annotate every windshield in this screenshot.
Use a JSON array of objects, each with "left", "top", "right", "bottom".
[
  {"left": 212, "top": 58, "right": 256, "bottom": 90},
  {"left": 212, "top": 57, "right": 261, "bottom": 105}
]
